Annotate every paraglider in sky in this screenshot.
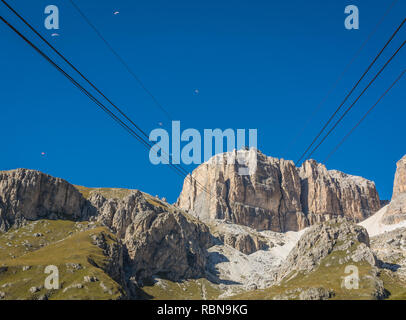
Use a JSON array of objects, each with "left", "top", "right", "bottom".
[
  {"left": 51, "top": 33, "right": 59, "bottom": 37},
  {"left": 113, "top": 11, "right": 120, "bottom": 15},
  {"left": 41, "top": 152, "right": 46, "bottom": 156}
]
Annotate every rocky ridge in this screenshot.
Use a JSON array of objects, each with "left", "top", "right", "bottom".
[
  {"left": 88, "top": 191, "right": 214, "bottom": 283},
  {"left": 1, "top": 152, "right": 406, "bottom": 300},
  {"left": 0, "top": 169, "right": 214, "bottom": 298},
  {"left": 0, "top": 169, "right": 92, "bottom": 232},
  {"left": 177, "top": 150, "right": 381, "bottom": 232},
  {"left": 276, "top": 217, "right": 375, "bottom": 283}
]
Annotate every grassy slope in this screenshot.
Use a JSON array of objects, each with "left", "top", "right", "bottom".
[
  {"left": 139, "top": 278, "right": 222, "bottom": 300},
  {"left": 378, "top": 271, "right": 406, "bottom": 300},
  {"left": 0, "top": 220, "right": 124, "bottom": 300},
  {"left": 74, "top": 185, "right": 134, "bottom": 200}
]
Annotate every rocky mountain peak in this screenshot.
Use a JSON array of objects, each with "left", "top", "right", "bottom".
[{"left": 177, "top": 150, "right": 381, "bottom": 232}]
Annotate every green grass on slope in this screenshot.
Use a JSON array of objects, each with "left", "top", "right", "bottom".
[
  {"left": 139, "top": 278, "right": 222, "bottom": 300},
  {"left": 0, "top": 220, "right": 124, "bottom": 300},
  {"left": 0, "top": 220, "right": 78, "bottom": 261},
  {"left": 74, "top": 185, "right": 134, "bottom": 200},
  {"left": 378, "top": 271, "right": 406, "bottom": 300}
]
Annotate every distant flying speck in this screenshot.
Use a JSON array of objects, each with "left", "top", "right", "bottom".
[
  {"left": 41, "top": 152, "right": 46, "bottom": 156},
  {"left": 194, "top": 89, "right": 199, "bottom": 95},
  {"left": 51, "top": 33, "right": 59, "bottom": 37},
  {"left": 158, "top": 122, "right": 163, "bottom": 126},
  {"left": 114, "top": 11, "right": 120, "bottom": 15}
]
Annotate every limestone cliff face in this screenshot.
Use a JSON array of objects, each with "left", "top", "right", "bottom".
[
  {"left": 299, "top": 160, "right": 380, "bottom": 223},
  {"left": 0, "top": 169, "right": 91, "bottom": 232},
  {"left": 393, "top": 155, "right": 406, "bottom": 199},
  {"left": 382, "top": 155, "right": 406, "bottom": 225},
  {"left": 88, "top": 192, "right": 214, "bottom": 282},
  {"left": 177, "top": 150, "right": 381, "bottom": 232},
  {"left": 382, "top": 193, "right": 406, "bottom": 225}
]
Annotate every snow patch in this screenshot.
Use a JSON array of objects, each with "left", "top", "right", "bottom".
[{"left": 359, "top": 205, "right": 406, "bottom": 237}]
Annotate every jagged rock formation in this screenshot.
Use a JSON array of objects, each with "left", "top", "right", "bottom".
[
  {"left": 275, "top": 218, "right": 390, "bottom": 300},
  {"left": 88, "top": 191, "right": 214, "bottom": 283},
  {"left": 177, "top": 150, "right": 381, "bottom": 232},
  {"left": 125, "top": 209, "right": 213, "bottom": 282},
  {"left": 370, "top": 227, "right": 406, "bottom": 279},
  {"left": 177, "top": 150, "right": 306, "bottom": 232},
  {"left": 208, "top": 221, "right": 270, "bottom": 255},
  {"left": 0, "top": 169, "right": 92, "bottom": 232},
  {"left": 89, "top": 231, "right": 126, "bottom": 287},
  {"left": 222, "top": 233, "right": 266, "bottom": 255},
  {"left": 276, "top": 218, "right": 375, "bottom": 283},
  {"left": 300, "top": 160, "right": 380, "bottom": 222},
  {"left": 376, "top": 155, "right": 406, "bottom": 226},
  {"left": 230, "top": 218, "right": 390, "bottom": 300},
  {"left": 393, "top": 155, "right": 406, "bottom": 199},
  {"left": 371, "top": 227, "right": 406, "bottom": 262},
  {"left": 1, "top": 152, "right": 404, "bottom": 300},
  {"left": 0, "top": 169, "right": 214, "bottom": 288}
]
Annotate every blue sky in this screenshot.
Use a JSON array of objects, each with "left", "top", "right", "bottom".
[{"left": 1, "top": 0, "right": 405, "bottom": 202}]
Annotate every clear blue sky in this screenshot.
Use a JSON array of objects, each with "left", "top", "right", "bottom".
[{"left": 1, "top": 0, "right": 405, "bottom": 202}]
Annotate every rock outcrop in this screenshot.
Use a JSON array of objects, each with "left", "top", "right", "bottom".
[
  {"left": 271, "top": 218, "right": 389, "bottom": 300},
  {"left": 177, "top": 150, "right": 381, "bottom": 232},
  {"left": 209, "top": 220, "right": 270, "bottom": 255},
  {"left": 125, "top": 209, "right": 213, "bottom": 282},
  {"left": 0, "top": 169, "right": 214, "bottom": 285},
  {"left": 393, "top": 155, "right": 406, "bottom": 199},
  {"left": 382, "top": 193, "right": 406, "bottom": 225},
  {"left": 299, "top": 160, "right": 380, "bottom": 222},
  {"left": 370, "top": 227, "right": 406, "bottom": 280},
  {"left": 0, "top": 169, "right": 92, "bottom": 232},
  {"left": 88, "top": 191, "right": 214, "bottom": 283},
  {"left": 89, "top": 231, "right": 126, "bottom": 287},
  {"left": 222, "top": 233, "right": 266, "bottom": 255},
  {"left": 276, "top": 218, "right": 375, "bottom": 283},
  {"left": 377, "top": 155, "right": 406, "bottom": 225}
]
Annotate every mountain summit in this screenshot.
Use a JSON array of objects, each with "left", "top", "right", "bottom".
[{"left": 177, "top": 150, "right": 381, "bottom": 232}]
